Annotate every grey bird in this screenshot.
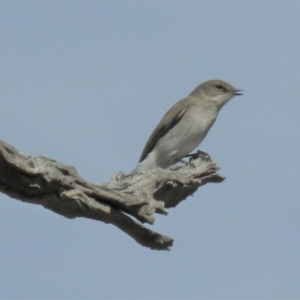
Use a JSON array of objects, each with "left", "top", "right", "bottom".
[{"left": 132, "top": 79, "right": 242, "bottom": 174}]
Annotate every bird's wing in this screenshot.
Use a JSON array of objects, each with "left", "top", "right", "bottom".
[{"left": 139, "top": 98, "right": 191, "bottom": 162}]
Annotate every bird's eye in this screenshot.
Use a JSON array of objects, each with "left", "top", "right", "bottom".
[{"left": 216, "top": 84, "right": 223, "bottom": 90}]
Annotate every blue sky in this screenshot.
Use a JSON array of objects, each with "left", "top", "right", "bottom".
[{"left": 0, "top": 1, "right": 300, "bottom": 299}]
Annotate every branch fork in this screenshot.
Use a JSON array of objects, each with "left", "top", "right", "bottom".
[{"left": 0, "top": 139, "right": 224, "bottom": 250}]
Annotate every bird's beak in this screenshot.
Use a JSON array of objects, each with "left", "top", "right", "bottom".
[{"left": 231, "top": 89, "right": 243, "bottom": 96}]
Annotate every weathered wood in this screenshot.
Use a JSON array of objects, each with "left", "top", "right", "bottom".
[{"left": 0, "top": 139, "right": 224, "bottom": 250}]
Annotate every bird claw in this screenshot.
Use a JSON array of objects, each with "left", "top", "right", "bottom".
[{"left": 183, "top": 150, "right": 211, "bottom": 162}]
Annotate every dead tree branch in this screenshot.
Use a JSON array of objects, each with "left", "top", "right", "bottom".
[{"left": 0, "top": 139, "right": 224, "bottom": 250}]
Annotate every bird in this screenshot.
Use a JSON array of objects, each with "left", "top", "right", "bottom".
[{"left": 132, "top": 79, "right": 242, "bottom": 174}]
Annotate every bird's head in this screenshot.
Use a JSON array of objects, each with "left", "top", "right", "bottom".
[{"left": 190, "top": 79, "right": 242, "bottom": 108}]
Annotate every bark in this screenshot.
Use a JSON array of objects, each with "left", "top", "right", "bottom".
[{"left": 0, "top": 139, "right": 224, "bottom": 251}]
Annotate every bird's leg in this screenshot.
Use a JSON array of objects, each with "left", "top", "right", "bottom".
[
  {"left": 172, "top": 153, "right": 196, "bottom": 169},
  {"left": 178, "top": 158, "right": 196, "bottom": 168},
  {"left": 183, "top": 149, "right": 211, "bottom": 162}
]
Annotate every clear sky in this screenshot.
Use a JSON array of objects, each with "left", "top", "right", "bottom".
[{"left": 0, "top": 1, "right": 300, "bottom": 299}]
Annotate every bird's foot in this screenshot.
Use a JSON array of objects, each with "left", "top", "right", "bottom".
[
  {"left": 183, "top": 150, "right": 211, "bottom": 162},
  {"left": 179, "top": 158, "right": 196, "bottom": 169}
]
